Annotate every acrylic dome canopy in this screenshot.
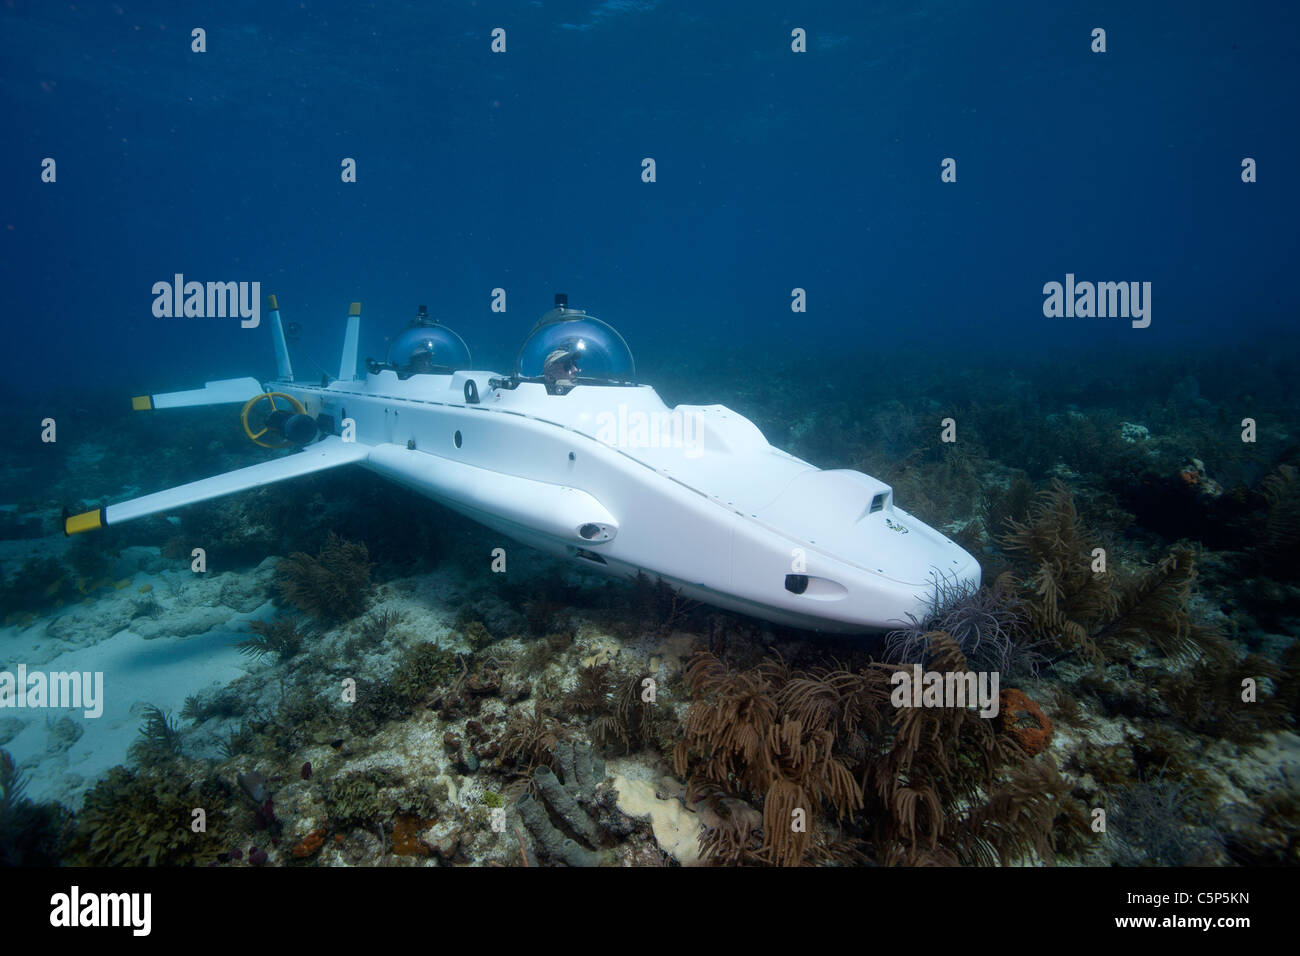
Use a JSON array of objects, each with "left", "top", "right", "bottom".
[
  {"left": 515, "top": 307, "right": 636, "bottom": 384},
  {"left": 386, "top": 322, "right": 472, "bottom": 373}
]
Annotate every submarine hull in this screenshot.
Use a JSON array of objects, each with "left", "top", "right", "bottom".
[{"left": 281, "top": 370, "right": 980, "bottom": 633}]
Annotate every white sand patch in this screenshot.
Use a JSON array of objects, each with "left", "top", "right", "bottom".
[
  {"left": 0, "top": 562, "right": 281, "bottom": 808},
  {"left": 4, "top": 623, "right": 256, "bottom": 807}
]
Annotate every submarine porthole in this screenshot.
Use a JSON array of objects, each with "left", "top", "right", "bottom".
[
  {"left": 785, "top": 574, "right": 809, "bottom": 595},
  {"left": 453, "top": 430, "right": 463, "bottom": 448},
  {"left": 579, "top": 523, "right": 601, "bottom": 539}
]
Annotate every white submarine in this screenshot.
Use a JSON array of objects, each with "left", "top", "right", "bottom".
[{"left": 64, "top": 294, "right": 980, "bottom": 632}]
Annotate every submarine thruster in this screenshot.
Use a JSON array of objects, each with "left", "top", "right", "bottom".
[{"left": 63, "top": 294, "right": 981, "bottom": 632}]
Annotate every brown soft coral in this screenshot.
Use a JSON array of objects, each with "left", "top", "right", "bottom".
[
  {"left": 276, "top": 533, "right": 373, "bottom": 623},
  {"left": 673, "top": 635, "right": 1069, "bottom": 867},
  {"left": 1002, "top": 482, "right": 1225, "bottom": 664},
  {"left": 999, "top": 688, "right": 1053, "bottom": 756}
]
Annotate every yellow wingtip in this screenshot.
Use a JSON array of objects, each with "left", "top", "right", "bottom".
[{"left": 65, "top": 509, "right": 104, "bottom": 536}]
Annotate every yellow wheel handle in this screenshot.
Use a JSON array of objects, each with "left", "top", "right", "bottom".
[{"left": 240, "top": 391, "right": 307, "bottom": 448}]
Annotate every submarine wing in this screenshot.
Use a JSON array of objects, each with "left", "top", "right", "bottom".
[{"left": 63, "top": 436, "right": 369, "bottom": 535}]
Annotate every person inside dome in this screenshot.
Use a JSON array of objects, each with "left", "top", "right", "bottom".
[{"left": 542, "top": 344, "right": 582, "bottom": 391}]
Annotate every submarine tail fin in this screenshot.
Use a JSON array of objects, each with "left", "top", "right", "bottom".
[
  {"left": 267, "top": 293, "right": 294, "bottom": 381},
  {"left": 339, "top": 301, "right": 361, "bottom": 381},
  {"left": 63, "top": 436, "right": 369, "bottom": 535}
]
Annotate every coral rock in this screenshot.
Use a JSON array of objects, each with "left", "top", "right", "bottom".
[
  {"left": 431, "top": 828, "right": 461, "bottom": 860},
  {"left": 237, "top": 771, "right": 267, "bottom": 803}
]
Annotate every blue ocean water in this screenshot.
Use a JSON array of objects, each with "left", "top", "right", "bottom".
[{"left": 2, "top": 0, "right": 1296, "bottom": 394}]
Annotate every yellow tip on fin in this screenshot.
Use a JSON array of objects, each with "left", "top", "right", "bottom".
[
  {"left": 131, "top": 395, "right": 153, "bottom": 411},
  {"left": 65, "top": 508, "right": 104, "bottom": 536},
  {"left": 349, "top": 301, "right": 362, "bottom": 316}
]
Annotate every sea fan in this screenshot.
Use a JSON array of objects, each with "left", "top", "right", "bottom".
[
  {"left": 0, "top": 750, "right": 28, "bottom": 811},
  {"left": 235, "top": 617, "right": 303, "bottom": 662},
  {"left": 276, "top": 533, "right": 373, "bottom": 623},
  {"left": 1106, "top": 773, "right": 1223, "bottom": 866},
  {"left": 128, "top": 705, "right": 183, "bottom": 766},
  {"left": 0, "top": 748, "right": 66, "bottom": 866}
]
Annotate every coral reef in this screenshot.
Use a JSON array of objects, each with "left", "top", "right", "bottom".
[
  {"left": 1223, "top": 782, "right": 1300, "bottom": 865},
  {"left": 693, "top": 792, "right": 764, "bottom": 865},
  {"left": 389, "top": 815, "right": 431, "bottom": 856},
  {"left": 235, "top": 616, "right": 303, "bottom": 662},
  {"left": 1000, "top": 480, "right": 1116, "bottom": 663},
  {"left": 672, "top": 650, "right": 868, "bottom": 866},
  {"left": 627, "top": 573, "right": 704, "bottom": 637},
  {"left": 1258, "top": 462, "right": 1300, "bottom": 575},
  {"left": 127, "top": 705, "right": 184, "bottom": 767},
  {"left": 980, "top": 473, "right": 1036, "bottom": 546},
  {"left": 500, "top": 702, "right": 564, "bottom": 777},
  {"left": 1104, "top": 774, "right": 1224, "bottom": 866},
  {"left": 15, "top": 346, "right": 1299, "bottom": 870},
  {"left": 672, "top": 635, "right": 1070, "bottom": 866},
  {"left": 611, "top": 774, "right": 703, "bottom": 864},
  {"left": 276, "top": 533, "right": 374, "bottom": 623},
  {"left": 292, "top": 827, "right": 326, "bottom": 859},
  {"left": 885, "top": 577, "right": 1042, "bottom": 676},
  {"left": 1001, "top": 480, "right": 1231, "bottom": 665},
  {"left": 69, "top": 765, "right": 228, "bottom": 866},
  {"left": 565, "top": 662, "right": 668, "bottom": 755},
  {"left": 1155, "top": 654, "right": 1290, "bottom": 745},
  {"left": 0, "top": 556, "right": 72, "bottom": 622},
  {"left": 387, "top": 642, "right": 460, "bottom": 711},
  {"left": 0, "top": 749, "right": 69, "bottom": 865},
  {"left": 323, "top": 766, "right": 443, "bottom": 830}
]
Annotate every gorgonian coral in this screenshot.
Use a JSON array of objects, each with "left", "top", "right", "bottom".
[
  {"left": 276, "top": 533, "right": 373, "bottom": 623},
  {"left": 884, "top": 576, "right": 1044, "bottom": 677}
]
